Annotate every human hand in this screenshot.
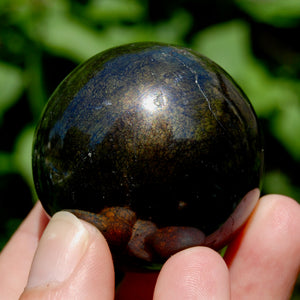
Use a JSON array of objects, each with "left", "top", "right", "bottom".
[{"left": 0, "top": 194, "right": 299, "bottom": 299}]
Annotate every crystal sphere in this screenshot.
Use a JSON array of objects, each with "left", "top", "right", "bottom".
[{"left": 32, "top": 42, "right": 264, "bottom": 269}]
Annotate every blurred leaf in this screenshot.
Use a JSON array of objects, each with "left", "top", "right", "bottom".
[
  {"left": 235, "top": 0, "right": 300, "bottom": 27},
  {"left": 154, "top": 10, "right": 192, "bottom": 43},
  {"left": 263, "top": 171, "right": 300, "bottom": 202},
  {"left": 13, "top": 125, "right": 35, "bottom": 197},
  {"left": 30, "top": 7, "right": 190, "bottom": 63},
  {"left": 1, "top": 0, "right": 50, "bottom": 32},
  {"left": 193, "top": 20, "right": 252, "bottom": 75},
  {"left": 25, "top": 47, "right": 47, "bottom": 121},
  {"left": 33, "top": 9, "right": 106, "bottom": 62},
  {"left": 84, "top": 0, "right": 145, "bottom": 22},
  {"left": 0, "top": 62, "right": 24, "bottom": 123},
  {"left": 33, "top": 9, "right": 149, "bottom": 62},
  {"left": 272, "top": 102, "right": 300, "bottom": 161},
  {"left": 0, "top": 152, "right": 15, "bottom": 174}
]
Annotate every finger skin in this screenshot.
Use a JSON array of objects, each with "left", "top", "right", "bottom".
[
  {"left": 115, "top": 248, "right": 230, "bottom": 300},
  {"left": 154, "top": 246, "right": 230, "bottom": 300},
  {"left": 19, "top": 215, "right": 115, "bottom": 300},
  {"left": 225, "top": 195, "right": 300, "bottom": 300},
  {"left": 0, "top": 202, "right": 49, "bottom": 299},
  {"left": 1, "top": 195, "right": 299, "bottom": 300}
]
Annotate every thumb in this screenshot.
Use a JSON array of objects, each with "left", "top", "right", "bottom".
[{"left": 20, "top": 211, "right": 115, "bottom": 300}]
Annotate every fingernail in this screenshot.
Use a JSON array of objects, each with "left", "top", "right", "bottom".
[{"left": 27, "top": 211, "right": 89, "bottom": 288}]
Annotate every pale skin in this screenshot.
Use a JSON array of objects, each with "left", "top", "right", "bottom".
[{"left": 0, "top": 194, "right": 299, "bottom": 299}]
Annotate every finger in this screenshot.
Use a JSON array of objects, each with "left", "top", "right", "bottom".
[
  {"left": 224, "top": 194, "right": 300, "bottom": 299},
  {"left": 154, "top": 246, "right": 230, "bottom": 300},
  {"left": 20, "top": 211, "right": 115, "bottom": 300},
  {"left": 0, "top": 201, "right": 49, "bottom": 299}
]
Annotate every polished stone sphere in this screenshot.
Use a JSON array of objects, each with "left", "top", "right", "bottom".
[{"left": 32, "top": 42, "right": 264, "bottom": 269}]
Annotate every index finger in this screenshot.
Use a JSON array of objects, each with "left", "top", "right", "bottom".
[{"left": 0, "top": 201, "right": 49, "bottom": 299}]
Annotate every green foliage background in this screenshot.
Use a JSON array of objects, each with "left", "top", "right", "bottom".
[{"left": 0, "top": 0, "right": 299, "bottom": 296}]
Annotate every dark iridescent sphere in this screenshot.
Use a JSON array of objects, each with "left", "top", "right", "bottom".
[{"left": 32, "top": 42, "right": 264, "bottom": 269}]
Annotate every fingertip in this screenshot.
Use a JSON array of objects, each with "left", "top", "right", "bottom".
[
  {"left": 225, "top": 194, "right": 300, "bottom": 299},
  {"left": 259, "top": 194, "right": 300, "bottom": 240},
  {"left": 246, "top": 194, "right": 300, "bottom": 254},
  {"left": 20, "top": 212, "right": 115, "bottom": 300},
  {"left": 260, "top": 193, "right": 300, "bottom": 210},
  {"left": 154, "top": 246, "right": 230, "bottom": 300}
]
